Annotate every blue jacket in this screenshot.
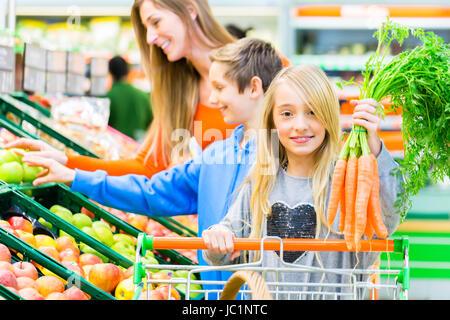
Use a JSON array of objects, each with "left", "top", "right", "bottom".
[{"left": 71, "top": 124, "right": 256, "bottom": 299}]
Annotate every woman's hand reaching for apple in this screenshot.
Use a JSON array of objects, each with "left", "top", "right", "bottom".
[
  {"left": 21, "top": 154, "right": 75, "bottom": 187},
  {"left": 5, "top": 138, "right": 68, "bottom": 165}
]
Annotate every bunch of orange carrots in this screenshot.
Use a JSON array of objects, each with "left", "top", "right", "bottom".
[{"left": 326, "top": 124, "right": 388, "bottom": 251}]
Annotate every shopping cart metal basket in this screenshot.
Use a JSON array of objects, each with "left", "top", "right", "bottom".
[{"left": 132, "top": 234, "right": 409, "bottom": 300}]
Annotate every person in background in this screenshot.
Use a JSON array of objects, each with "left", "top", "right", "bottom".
[
  {"left": 225, "top": 24, "right": 253, "bottom": 39},
  {"left": 106, "top": 55, "right": 153, "bottom": 142}
]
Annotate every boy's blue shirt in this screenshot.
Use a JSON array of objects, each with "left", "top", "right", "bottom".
[{"left": 71, "top": 124, "right": 256, "bottom": 298}]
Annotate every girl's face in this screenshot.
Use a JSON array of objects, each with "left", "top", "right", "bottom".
[
  {"left": 272, "top": 82, "right": 326, "bottom": 161},
  {"left": 140, "top": 1, "right": 189, "bottom": 61}
]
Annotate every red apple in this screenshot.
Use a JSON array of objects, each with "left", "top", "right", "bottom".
[
  {"left": 88, "top": 263, "right": 121, "bottom": 293},
  {"left": 63, "top": 286, "right": 89, "bottom": 300},
  {"left": 157, "top": 284, "right": 181, "bottom": 300},
  {"left": 59, "top": 248, "right": 79, "bottom": 263},
  {"left": 8, "top": 216, "right": 33, "bottom": 234},
  {"left": 6, "top": 286, "right": 19, "bottom": 295},
  {"left": 128, "top": 214, "right": 148, "bottom": 231},
  {"left": 139, "top": 289, "right": 164, "bottom": 300},
  {"left": 16, "top": 276, "right": 38, "bottom": 290},
  {"left": 55, "top": 236, "right": 79, "bottom": 255},
  {"left": 79, "top": 253, "right": 102, "bottom": 267},
  {"left": 38, "top": 246, "right": 60, "bottom": 262},
  {"left": 109, "top": 208, "right": 129, "bottom": 223},
  {"left": 15, "top": 230, "right": 37, "bottom": 248},
  {"left": 149, "top": 271, "right": 171, "bottom": 288},
  {"left": 35, "top": 275, "right": 65, "bottom": 297},
  {"left": 12, "top": 261, "right": 38, "bottom": 280},
  {"left": 122, "top": 266, "right": 134, "bottom": 281},
  {"left": 61, "top": 261, "right": 85, "bottom": 278},
  {"left": 46, "top": 292, "right": 69, "bottom": 300},
  {"left": 0, "top": 261, "right": 14, "bottom": 273},
  {"left": 0, "top": 243, "right": 11, "bottom": 263},
  {"left": 0, "top": 270, "right": 18, "bottom": 289},
  {"left": 18, "top": 287, "right": 45, "bottom": 300},
  {"left": 80, "top": 207, "right": 95, "bottom": 219}
]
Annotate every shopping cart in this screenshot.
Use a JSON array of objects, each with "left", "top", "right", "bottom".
[{"left": 132, "top": 234, "right": 410, "bottom": 300}]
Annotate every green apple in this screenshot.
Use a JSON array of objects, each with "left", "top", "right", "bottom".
[
  {"left": 174, "top": 270, "right": 197, "bottom": 281},
  {"left": 0, "top": 162, "right": 23, "bottom": 183},
  {"left": 144, "top": 250, "right": 155, "bottom": 259},
  {"left": 111, "top": 241, "right": 135, "bottom": 257},
  {"left": 113, "top": 234, "right": 135, "bottom": 247},
  {"left": 22, "top": 163, "right": 43, "bottom": 182},
  {"left": 175, "top": 283, "right": 202, "bottom": 298},
  {"left": 52, "top": 210, "right": 73, "bottom": 224},
  {"left": 22, "top": 189, "right": 33, "bottom": 197},
  {"left": 0, "top": 149, "right": 19, "bottom": 164},
  {"left": 81, "top": 226, "right": 99, "bottom": 241},
  {"left": 72, "top": 213, "right": 93, "bottom": 229},
  {"left": 141, "top": 256, "right": 159, "bottom": 266},
  {"left": 122, "top": 253, "right": 136, "bottom": 263},
  {"left": 92, "top": 220, "right": 111, "bottom": 230},
  {"left": 92, "top": 225, "right": 114, "bottom": 247},
  {"left": 38, "top": 217, "right": 53, "bottom": 230},
  {"left": 49, "top": 205, "right": 72, "bottom": 215}
]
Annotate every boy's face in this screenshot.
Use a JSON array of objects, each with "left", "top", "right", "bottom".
[{"left": 208, "top": 62, "right": 257, "bottom": 125}]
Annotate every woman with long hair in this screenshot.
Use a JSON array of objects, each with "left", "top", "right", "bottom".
[{"left": 7, "top": 0, "right": 243, "bottom": 176}]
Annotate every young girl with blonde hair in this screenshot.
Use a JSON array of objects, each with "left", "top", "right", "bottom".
[{"left": 202, "top": 65, "right": 403, "bottom": 299}]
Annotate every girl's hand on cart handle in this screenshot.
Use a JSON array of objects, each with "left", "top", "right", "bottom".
[
  {"left": 5, "top": 138, "right": 68, "bottom": 165},
  {"left": 202, "top": 225, "right": 241, "bottom": 261},
  {"left": 350, "top": 98, "right": 382, "bottom": 157},
  {"left": 22, "top": 154, "right": 75, "bottom": 187}
]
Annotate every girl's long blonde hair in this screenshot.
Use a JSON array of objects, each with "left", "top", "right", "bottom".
[
  {"left": 248, "top": 65, "right": 341, "bottom": 241},
  {"left": 131, "top": 0, "right": 235, "bottom": 166}
]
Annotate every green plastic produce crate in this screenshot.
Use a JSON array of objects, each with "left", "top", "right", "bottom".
[
  {"left": 13, "top": 182, "right": 195, "bottom": 266},
  {"left": 0, "top": 227, "right": 115, "bottom": 300},
  {"left": 10, "top": 92, "right": 51, "bottom": 118},
  {"left": 0, "top": 94, "right": 100, "bottom": 158},
  {"left": 0, "top": 283, "right": 23, "bottom": 300},
  {"left": 0, "top": 187, "right": 134, "bottom": 269}
]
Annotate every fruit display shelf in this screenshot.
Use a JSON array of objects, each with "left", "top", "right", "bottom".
[
  {"left": 0, "top": 227, "right": 115, "bottom": 300},
  {"left": 0, "top": 188, "right": 134, "bottom": 268},
  {"left": 12, "top": 182, "right": 195, "bottom": 266},
  {"left": 9, "top": 92, "right": 52, "bottom": 118},
  {"left": 0, "top": 283, "right": 23, "bottom": 300},
  {"left": 0, "top": 94, "right": 100, "bottom": 158}
]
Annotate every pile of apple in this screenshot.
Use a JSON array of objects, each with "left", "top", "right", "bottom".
[
  {"left": 87, "top": 202, "right": 198, "bottom": 263},
  {"left": 1, "top": 215, "right": 138, "bottom": 298},
  {"left": 0, "top": 149, "right": 44, "bottom": 184},
  {"left": 115, "top": 268, "right": 203, "bottom": 300},
  {"left": 39, "top": 204, "right": 160, "bottom": 266},
  {"left": 0, "top": 243, "right": 90, "bottom": 300}
]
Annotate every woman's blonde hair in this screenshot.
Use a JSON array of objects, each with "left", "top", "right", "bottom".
[
  {"left": 131, "top": 0, "right": 235, "bottom": 166},
  {"left": 248, "top": 65, "right": 341, "bottom": 242}
]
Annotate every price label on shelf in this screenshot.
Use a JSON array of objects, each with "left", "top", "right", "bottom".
[{"left": 0, "top": 45, "right": 14, "bottom": 94}]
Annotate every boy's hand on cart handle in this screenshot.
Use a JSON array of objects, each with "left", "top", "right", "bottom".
[
  {"left": 350, "top": 98, "right": 382, "bottom": 157},
  {"left": 5, "top": 138, "right": 68, "bottom": 165},
  {"left": 22, "top": 154, "right": 75, "bottom": 187},
  {"left": 202, "top": 225, "right": 241, "bottom": 261}
]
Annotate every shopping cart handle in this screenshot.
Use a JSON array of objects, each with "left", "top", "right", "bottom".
[{"left": 139, "top": 235, "right": 396, "bottom": 252}]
